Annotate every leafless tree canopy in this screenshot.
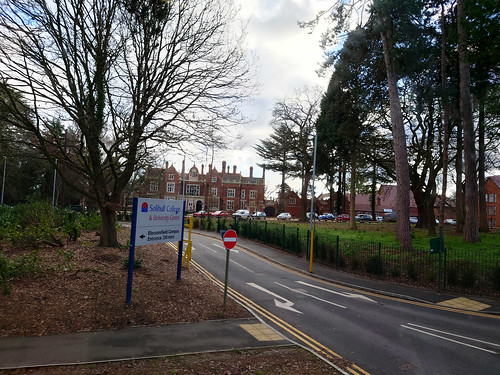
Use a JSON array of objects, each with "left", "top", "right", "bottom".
[{"left": 0, "top": 0, "right": 254, "bottom": 245}]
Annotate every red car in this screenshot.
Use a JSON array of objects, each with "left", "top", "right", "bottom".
[
  {"left": 193, "top": 210, "right": 208, "bottom": 218},
  {"left": 336, "top": 214, "right": 350, "bottom": 222},
  {"left": 210, "top": 210, "right": 228, "bottom": 217}
]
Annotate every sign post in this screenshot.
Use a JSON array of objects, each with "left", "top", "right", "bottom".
[
  {"left": 126, "top": 197, "right": 185, "bottom": 304},
  {"left": 222, "top": 229, "right": 237, "bottom": 307}
]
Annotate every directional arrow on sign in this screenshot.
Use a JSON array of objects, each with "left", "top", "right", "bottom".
[
  {"left": 247, "top": 282, "right": 302, "bottom": 314},
  {"left": 140, "top": 234, "right": 145, "bottom": 239}
]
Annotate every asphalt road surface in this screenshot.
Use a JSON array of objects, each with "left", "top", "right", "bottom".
[{"left": 186, "top": 232, "right": 500, "bottom": 375}]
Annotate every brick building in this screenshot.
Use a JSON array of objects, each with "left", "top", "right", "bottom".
[
  {"left": 122, "top": 161, "right": 266, "bottom": 214},
  {"left": 485, "top": 175, "right": 500, "bottom": 228}
]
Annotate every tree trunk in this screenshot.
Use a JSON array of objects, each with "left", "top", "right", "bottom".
[
  {"left": 100, "top": 204, "right": 119, "bottom": 247},
  {"left": 455, "top": 121, "right": 465, "bottom": 233},
  {"left": 478, "top": 98, "right": 489, "bottom": 232},
  {"left": 349, "top": 154, "right": 357, "bottom": 230},
  {"left": 439, "top": 1, "right": 450, "bottom": 230},
  {"left": 457, "top": 0, "right": 480, "bottom": 243},
  {"left": 380, "top": 26, "right": 412, "bottom": 250},
  {"left": 279, "top": 170, "right": 286, "bottom": 214}
]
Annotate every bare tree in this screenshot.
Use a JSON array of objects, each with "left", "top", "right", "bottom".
[
  {"left": 0, "top": 0, "right": 253, "bottom": 246},
  {"left": 270, "top": 87, "right": 322, "bottom": 221}
]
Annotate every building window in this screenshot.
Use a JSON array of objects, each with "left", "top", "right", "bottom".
[
  {"left": 190, "top": 170, "right": 198, "bottom": 179},
  {"left": 168, "top": 174, "right": 175, "bottom": 180},
  {"left": 125, "top": 197, "right": 134, "bottom": 206},
  {"left": 488, "top": 206, "right": 497, "bottom": 215},
  {"left": 226, "top": 200, "right": 234, "bottom": 210},
  {"left": 249, "top": 190, "right": 257, "bottom": 199},
  {"left": 240, "top": 201, "right": 246, "bottom": 209},
  {"left": 241, "top": 190, "right": 245, "bottom": 198},
  {"left": 289, "top": 198, "right": 296, "bottom": 204},
  {"left": 227, "top": 189, "right": 235, "bottom": 198},
  {"left": 488, "top": 193, "right": 496, "bottom": 203},
  {"left": 211, "top": 176, "right": 217, "bottom": 183},
  {"left": 150, "top": 181, "right": 159, "bottom": 192},
  {"left": 167, "top": 183, "right": 175, "bottom": 193},
  {"left": 187, "top": 200, "right": 194, "bottom": 211},
  {"left": 211, "top": 187, "right": 218, "bottom": 197},
  {"left": 186, "top": 184, "right": 200, "bottom": 196}
]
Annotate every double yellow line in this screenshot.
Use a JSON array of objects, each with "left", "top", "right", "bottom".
[{"left": 189, "top": 257, "right": 371, "bottom": 375}]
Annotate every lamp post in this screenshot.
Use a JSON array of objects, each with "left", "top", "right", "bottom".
[{"left": 308, "top": 133, "right": 318, "bottom": 273}]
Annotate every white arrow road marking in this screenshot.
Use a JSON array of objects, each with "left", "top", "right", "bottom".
[
  {"left": 296, "top": 281, "right": 377, "bottom": 303},
  {"left": 212, "top": 243, "right": 239, "bottom": 253},
  {"left": 402, "top": 323, "right": 499, "bottom": 354},
  {"left": 275, "top": 282, "right": 346, "bottom": 309},
  {"left": 247, "top": 282, "right": 302, "bottom": 314}
]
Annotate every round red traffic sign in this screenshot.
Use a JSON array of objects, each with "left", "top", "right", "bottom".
[{"left": 222, "top": 229, "right": 238, "bottom": 250}]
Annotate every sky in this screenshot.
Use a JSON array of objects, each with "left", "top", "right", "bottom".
[{"left": 170, "top": 0, "right": 335, "bottom": 198}]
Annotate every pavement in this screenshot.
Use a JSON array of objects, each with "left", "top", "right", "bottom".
[{"left": 1, "top": 228, "right": 499, "bottom": 370}]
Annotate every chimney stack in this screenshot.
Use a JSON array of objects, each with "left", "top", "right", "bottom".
[
  {"left": 250, "top": 166, "right": 253, "bottom": 178},
  {"left": 222, "top": 161, "right": 226, "bottom": 174},
  {"left": 233, "top": 165, "right": 237, "bottom": 174}
]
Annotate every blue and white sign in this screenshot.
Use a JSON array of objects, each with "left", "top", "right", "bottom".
[{"left": 133, "top": 198, "right": 185, "bottom": 246}]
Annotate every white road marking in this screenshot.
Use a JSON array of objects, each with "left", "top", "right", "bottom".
[
  {"left": 275, "top": 282, "right": 346, "bottom": 309},
  {"left": 296, "top": 281, "right": 377, "bottom": 303},
  {"left": 247, "top": 282, "right": 302, "bottom": 314},
  {"left": 230, "top": 259, "right": 255, "bottom": 273},
  {"left": 402, "top": 323, "right": 499, "bottom": 354}
]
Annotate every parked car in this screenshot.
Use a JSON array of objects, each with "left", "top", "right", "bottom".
[
  {"left": 277, "top": 212, "right": 292, "bottom": 220},
  {"left": 233, "top": 209, "right": 250, "bottom": 219},
  {"left": 357, "top": 214, "right": 373, "bottom": 222},
  {"left": 409, "top": 216, "right": 418, "bottom": 224},
  {"left": 251, "top": 211, "right": 266, "bottom": 219},
  {"left": 306, "top": 212, "right": 318, "bottom": 220},
  {"left": 336, "top": 214, "right": 350, "bottom": 222},
  {"left": 193, "top": 210, "right": 208, "bottom": 218},
  {"left": 318, "top": 213, "right": 335, "bottom": 221},
  {"left": 210, "top": 210, "right": 228, "bottom": 217},
  {"left": 383, "top": 212, "right": 397, "bottom": 222},
  {"left": 444, "top": 218, "right": 456, "bottom": 225}
]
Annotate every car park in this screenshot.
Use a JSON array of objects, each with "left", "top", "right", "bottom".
[
  {"left": 357, "top": 214, "right": 373, "bottom": 222},
  {"left": 318, "top": 213, "right": 335, "bottom": 221},
  {"left": 233, "top": 209, "right": 250, "bottom": 219},
  {"left": 251, "top": 211, "right": 266, "bottom": 219},
  {"left": 383, "top": 212, "right": 397, "bottom": 222},
  {"left": 210, "top": 210, "right": 228, "bottom": 217},
  {"left": 336, "top": 214, "right": 350, "bottom": 222},
  {"left": 306, "top": 212, "right": 318, "bottom": 220},
  {"left": 193, "top": 210, "right": 208, "bottom": 218},
  {"left": 277, "top": 212, "right": 292, "bottom": 220}
]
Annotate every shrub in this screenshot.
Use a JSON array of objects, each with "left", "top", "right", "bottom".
[
  {"left": 366, "top": 255, "right": 383, "bottom": 275},
  {"left": 407, "top": 261, "right": 419, "bottom": 280},
  {"left": 0, "top": 250, "right": 43, "bottom": 294},
  {"left": 489, "top": 264, "right": 500, "bottom": 291}
]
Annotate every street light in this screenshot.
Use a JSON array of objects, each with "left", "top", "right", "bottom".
[{"left": 308, "top": 133, "right": 317, "bottom": 273}]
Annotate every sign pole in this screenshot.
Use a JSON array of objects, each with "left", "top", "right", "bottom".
[
  {"left": 221, "top": 229, "right": 238, "bottom": 307},
  {"left": 126, "top": 198, "right": 138, "bottom": 304},
  {"left": 176, "top": 202, "right": 186, "bottom": 280},
  {"left": 223, "top": 248, "right": 230, "bottom": 307}
]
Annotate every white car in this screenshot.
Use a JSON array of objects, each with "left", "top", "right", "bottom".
[
  {"left": 251, "top": 211, "right": 266, "bottom": 219},
  {"left": 277, "top": 212, "right": 291, "bottom": 220},
  {"left": 233, "top": 209, "right": 250, "bottom": 219}
]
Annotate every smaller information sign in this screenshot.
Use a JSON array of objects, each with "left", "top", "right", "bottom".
[{"left": 134, "top": 198, "right": 184, "bottom": 246}]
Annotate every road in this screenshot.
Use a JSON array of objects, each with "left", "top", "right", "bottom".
[{"left": 184, "top": 232, "right": 500, "bottom": 375}]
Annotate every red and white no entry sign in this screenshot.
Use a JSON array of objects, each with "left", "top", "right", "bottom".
[{"left": 222, "top": 229, "right": 238, "bottom": 250}]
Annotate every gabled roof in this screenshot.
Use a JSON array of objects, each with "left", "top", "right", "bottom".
[{"left": 487, "top": 175, "right": 500, "bottom": 189}]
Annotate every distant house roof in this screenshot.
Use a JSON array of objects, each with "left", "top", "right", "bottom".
[{"left": 487, "top": 175, "right": 500, "bottom": 188}]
